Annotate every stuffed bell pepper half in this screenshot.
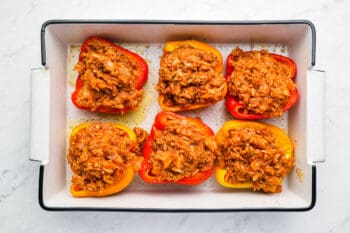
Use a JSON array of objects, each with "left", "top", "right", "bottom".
[
  {"left": 215, "top": 120, "right": 294, "bottom": 193},
  {"left": 156, "top": 40, "right": 227, "bottom": 111},
  {"left": 72, "top": 36, "right": 148, "bottom": 114},
  {"left": 67, "top": 122, "right": 147, "bottom": 197},
  {"left": 225, "top": 48, "right": 298, "bottom": 119},
  {"left": 139, "top": 111, "right": 218, "bottom": 185}
]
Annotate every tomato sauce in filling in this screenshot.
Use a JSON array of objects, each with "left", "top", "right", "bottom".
[
  {"left": 227, "top": 48, "right": 296, "bottom": 117},
  {"left": 156, "top": 46, "right": 226, "bottom": 108},
  {"left": 75, "top": 39, "right": 143, "bottom": 111},
  {"left": 217, "top": 127, "right": 294, "bottom": 193},
  {"left": 149, "top": 115, "right": 218, "bottom": 181},
  {"left": 67, "top": 123, "right": 146, "bottom": 192}
]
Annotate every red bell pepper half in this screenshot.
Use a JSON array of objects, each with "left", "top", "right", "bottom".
[
  {"left": 225, "top": 53, "right": 298, "bottom": 120},
  {"left": 139, "top": 111, "right": 214, "bottom": 185},
  {"left": 71, "top": 36, "right": 148, "bottom": 114}
]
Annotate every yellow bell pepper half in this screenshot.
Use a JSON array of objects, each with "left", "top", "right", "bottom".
[
  {"left": 159, "top": 40, "right": 225, "bottom": 112},
  {"left": 215, "top": 120, "right": 294, "bottom": 189},
  {"left": 69, "top": 122, "right": 137, "bottom": 197}
]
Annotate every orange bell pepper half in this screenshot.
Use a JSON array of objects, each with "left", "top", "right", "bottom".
[
  {"left": 158, "top": 40, "right": 224, "bottom": 112},
  {"left": 225, "top": 52, "right": 298, "bottom": 119},
  {"left": 215, "top": 120, "right": 294, "bottom": 189},
  {"left": 139, "top": 111, "right": 214, "bottom": 185},
  {"left": 71, "top": 36, "right": 148, "bottom": 114},
  {"left": 69, "top": 122, "right": 137, "bottom": 197}
]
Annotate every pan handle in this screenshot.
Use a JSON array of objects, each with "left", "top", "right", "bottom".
[
  {"left": 29, "top": 68, "right": 50, "bottom": 165},
  {"left": 306, "top": 68, "right": 326, "bottom": 164}
]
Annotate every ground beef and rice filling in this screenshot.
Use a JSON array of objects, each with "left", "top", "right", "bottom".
[
  {"left": 74, "top": 39, "right": 143, "bottom": 111},
  {"left": 149, "top": 115, "right": 218, "bottom": 181},
  {"left": 67, "top": 123, "right": 147, "bottom": 192},
  {"left": 156, "top": 46, "right": 226, "bottom": 108},
  {"left": 227, "top": 47, "right": 296, "bottom": 117},
  {"left": 217, "top": 127, "right": 294, "bottom": 193}
]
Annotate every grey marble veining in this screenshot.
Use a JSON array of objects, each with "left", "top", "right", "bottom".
[{"left": 1, "top": 0, "right": 350, "bottom": 232}]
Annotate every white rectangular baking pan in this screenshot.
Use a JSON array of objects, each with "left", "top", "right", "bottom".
[{"left": 29, "top": 20, "right": 325, "bottom": 211}]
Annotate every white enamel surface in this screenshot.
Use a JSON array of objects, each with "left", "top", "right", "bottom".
[
  {"left": 1, "top": 0, "right": 350, "bottom": 232},
  {"left": 40, "top": 23, "right": 313, "bottom": 209}
]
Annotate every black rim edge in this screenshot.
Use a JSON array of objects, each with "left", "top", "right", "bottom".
[
  {"left": 39, "top": 19, "right": 317, "bottom": 212},
  {"left": 40, "top": 19, "right": 316, "bottom": 66},
  {"left": 38, "top": 166, "right": 316, "bottom": 212}
]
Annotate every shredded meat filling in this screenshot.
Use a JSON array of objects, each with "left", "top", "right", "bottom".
[
  {"left": 217, "top": 127, "right": 294, "bottom": 193},
  {"left": 156, "top": 46, "right": 226, "bottom": 107},
  {"left": 67, "top": 123, "right": 147, "bottom": 192},
  {"left": 75, "top": 39, "right": 143, "bottom": 111},
  {"left": 150, "top": 115, "right": 218, "bottom": 181},
  {"left": 227, "top": 47, "right": 296, "bottom": 117}
]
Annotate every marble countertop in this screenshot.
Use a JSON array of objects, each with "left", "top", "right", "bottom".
[{"left": 1, "top": 0, "right": 349, "bottom": 232}]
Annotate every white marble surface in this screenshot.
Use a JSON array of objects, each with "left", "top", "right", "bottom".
[{"left": 0, "top": 0, "right": 349, "bottom": 232}]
